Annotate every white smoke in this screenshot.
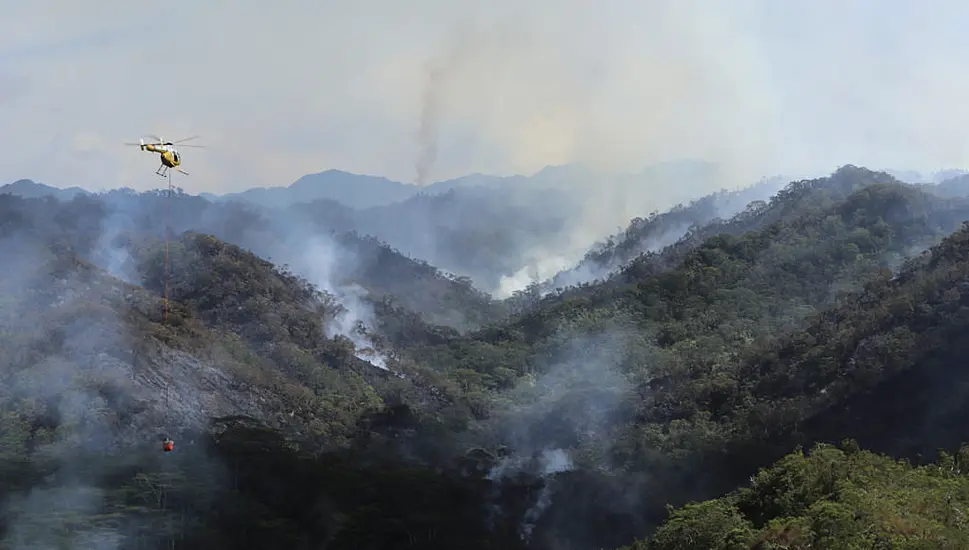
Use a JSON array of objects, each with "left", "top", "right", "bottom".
[{"left": 297, "top": 236, "right": 390, "bottom": 371}]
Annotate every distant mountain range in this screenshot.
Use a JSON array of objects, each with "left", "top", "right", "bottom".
[
  {"left": 7, "top": 163, "right": 967, "bottom": 296},
  {"left": 2, "top": 168, "right": 537, "bottom": 208},
  {"left": 207, "top": 161, "right": 730, "bottom": 211},
  {"left": 3, "top": 160, "right": 724, "bottom": 209},
  {"left": 0, "top": 162, "right": 734, "bottom": 294},
  {"left": 8, "top": 163, "right": 966, "bottom": 210},
  {"left": 0, "top": 179, "right": 89, "bottom": 201}
]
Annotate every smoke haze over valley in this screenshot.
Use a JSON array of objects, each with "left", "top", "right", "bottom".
[{"left": 10, "top": 2, "right": 969, "bottom": 549}]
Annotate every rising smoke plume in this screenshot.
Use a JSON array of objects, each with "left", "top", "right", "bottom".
[{"left": 414, "top": 23, "right": 481, "bottom": 186}]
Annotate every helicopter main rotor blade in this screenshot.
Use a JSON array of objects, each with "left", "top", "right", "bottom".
[
  {"left": 177, "top": 144, "right": 206, "bottom": 148},
  {"left": 172, "top": 135, "right": 201, "bottom": 144}
]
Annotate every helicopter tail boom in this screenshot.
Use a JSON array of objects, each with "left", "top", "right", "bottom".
[{"left": 142, "top": 142, "right": 166, "bottom": 154}]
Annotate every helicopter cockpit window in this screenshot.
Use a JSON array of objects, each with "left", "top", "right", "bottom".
[{"left": 173, "top": 152, "right": 180, "bottom": 163}]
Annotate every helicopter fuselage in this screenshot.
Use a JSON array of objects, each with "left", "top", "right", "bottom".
[
  {"left": 141, "top": 143, "right": 181, "bottom": 168},
  {"left": 159, "top": 150, "right": 180, "bottom": 168}
]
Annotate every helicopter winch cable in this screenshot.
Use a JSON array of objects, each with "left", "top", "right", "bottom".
[
  {"left": 164, "top": 169, "right": 172, "bottom": 410},
  {"left": 164, "top": 170, "right": 171, "bottom": 324}
]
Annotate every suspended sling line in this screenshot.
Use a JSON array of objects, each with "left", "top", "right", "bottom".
[
  {"left": 164, "top": 170, "right": 172, "bottom": 413},
  {"left": 164, "top": 170, "right": 172, "bottom": 324}
]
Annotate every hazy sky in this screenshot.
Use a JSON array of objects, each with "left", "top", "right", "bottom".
[{"left": 3, "top": 0, "right": 969, "bottom": 193}]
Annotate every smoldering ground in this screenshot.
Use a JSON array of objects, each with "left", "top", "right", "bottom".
[
  {"left": 476, "top": 324, "right": 652, "bottom": 548},
  {"left": 285, "top": 234, "right": 391, "bottom": 370}
]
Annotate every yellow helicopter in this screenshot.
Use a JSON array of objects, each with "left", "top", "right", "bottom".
[{"left": 125, "top": 134, "right": 205, "bottom": 177}]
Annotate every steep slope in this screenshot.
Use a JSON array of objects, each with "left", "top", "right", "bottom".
[
  {"left": 616, "top": 217, "right": 969, "bottom": 546},
  {"left": 589, "top": 211, "right": 969, "bottom": 509},
  {"left": 0, "top": 227, "right": 387, "bottom": 448},
  {"left": 731, "top": 219, "right": 969, "bottom": 461}
]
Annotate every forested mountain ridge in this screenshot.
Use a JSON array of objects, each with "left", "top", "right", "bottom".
[
  {"left": 6, "top": 165, "right": 969, "bottom": 549},
  {"left": 382, "top": 167, "right": 969, "bottom": 545},
  {"left": 0, "top": 222, "right": 390, "bottom": 447},
  {"left": 621, "top": 220, "right": 969, "bottom": 547},
  {"left": 543, "top": 175, "right": 789, "bottom": 292},
  {"left": 506, "top": 166, "right": 956, "bottom": 328}
]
